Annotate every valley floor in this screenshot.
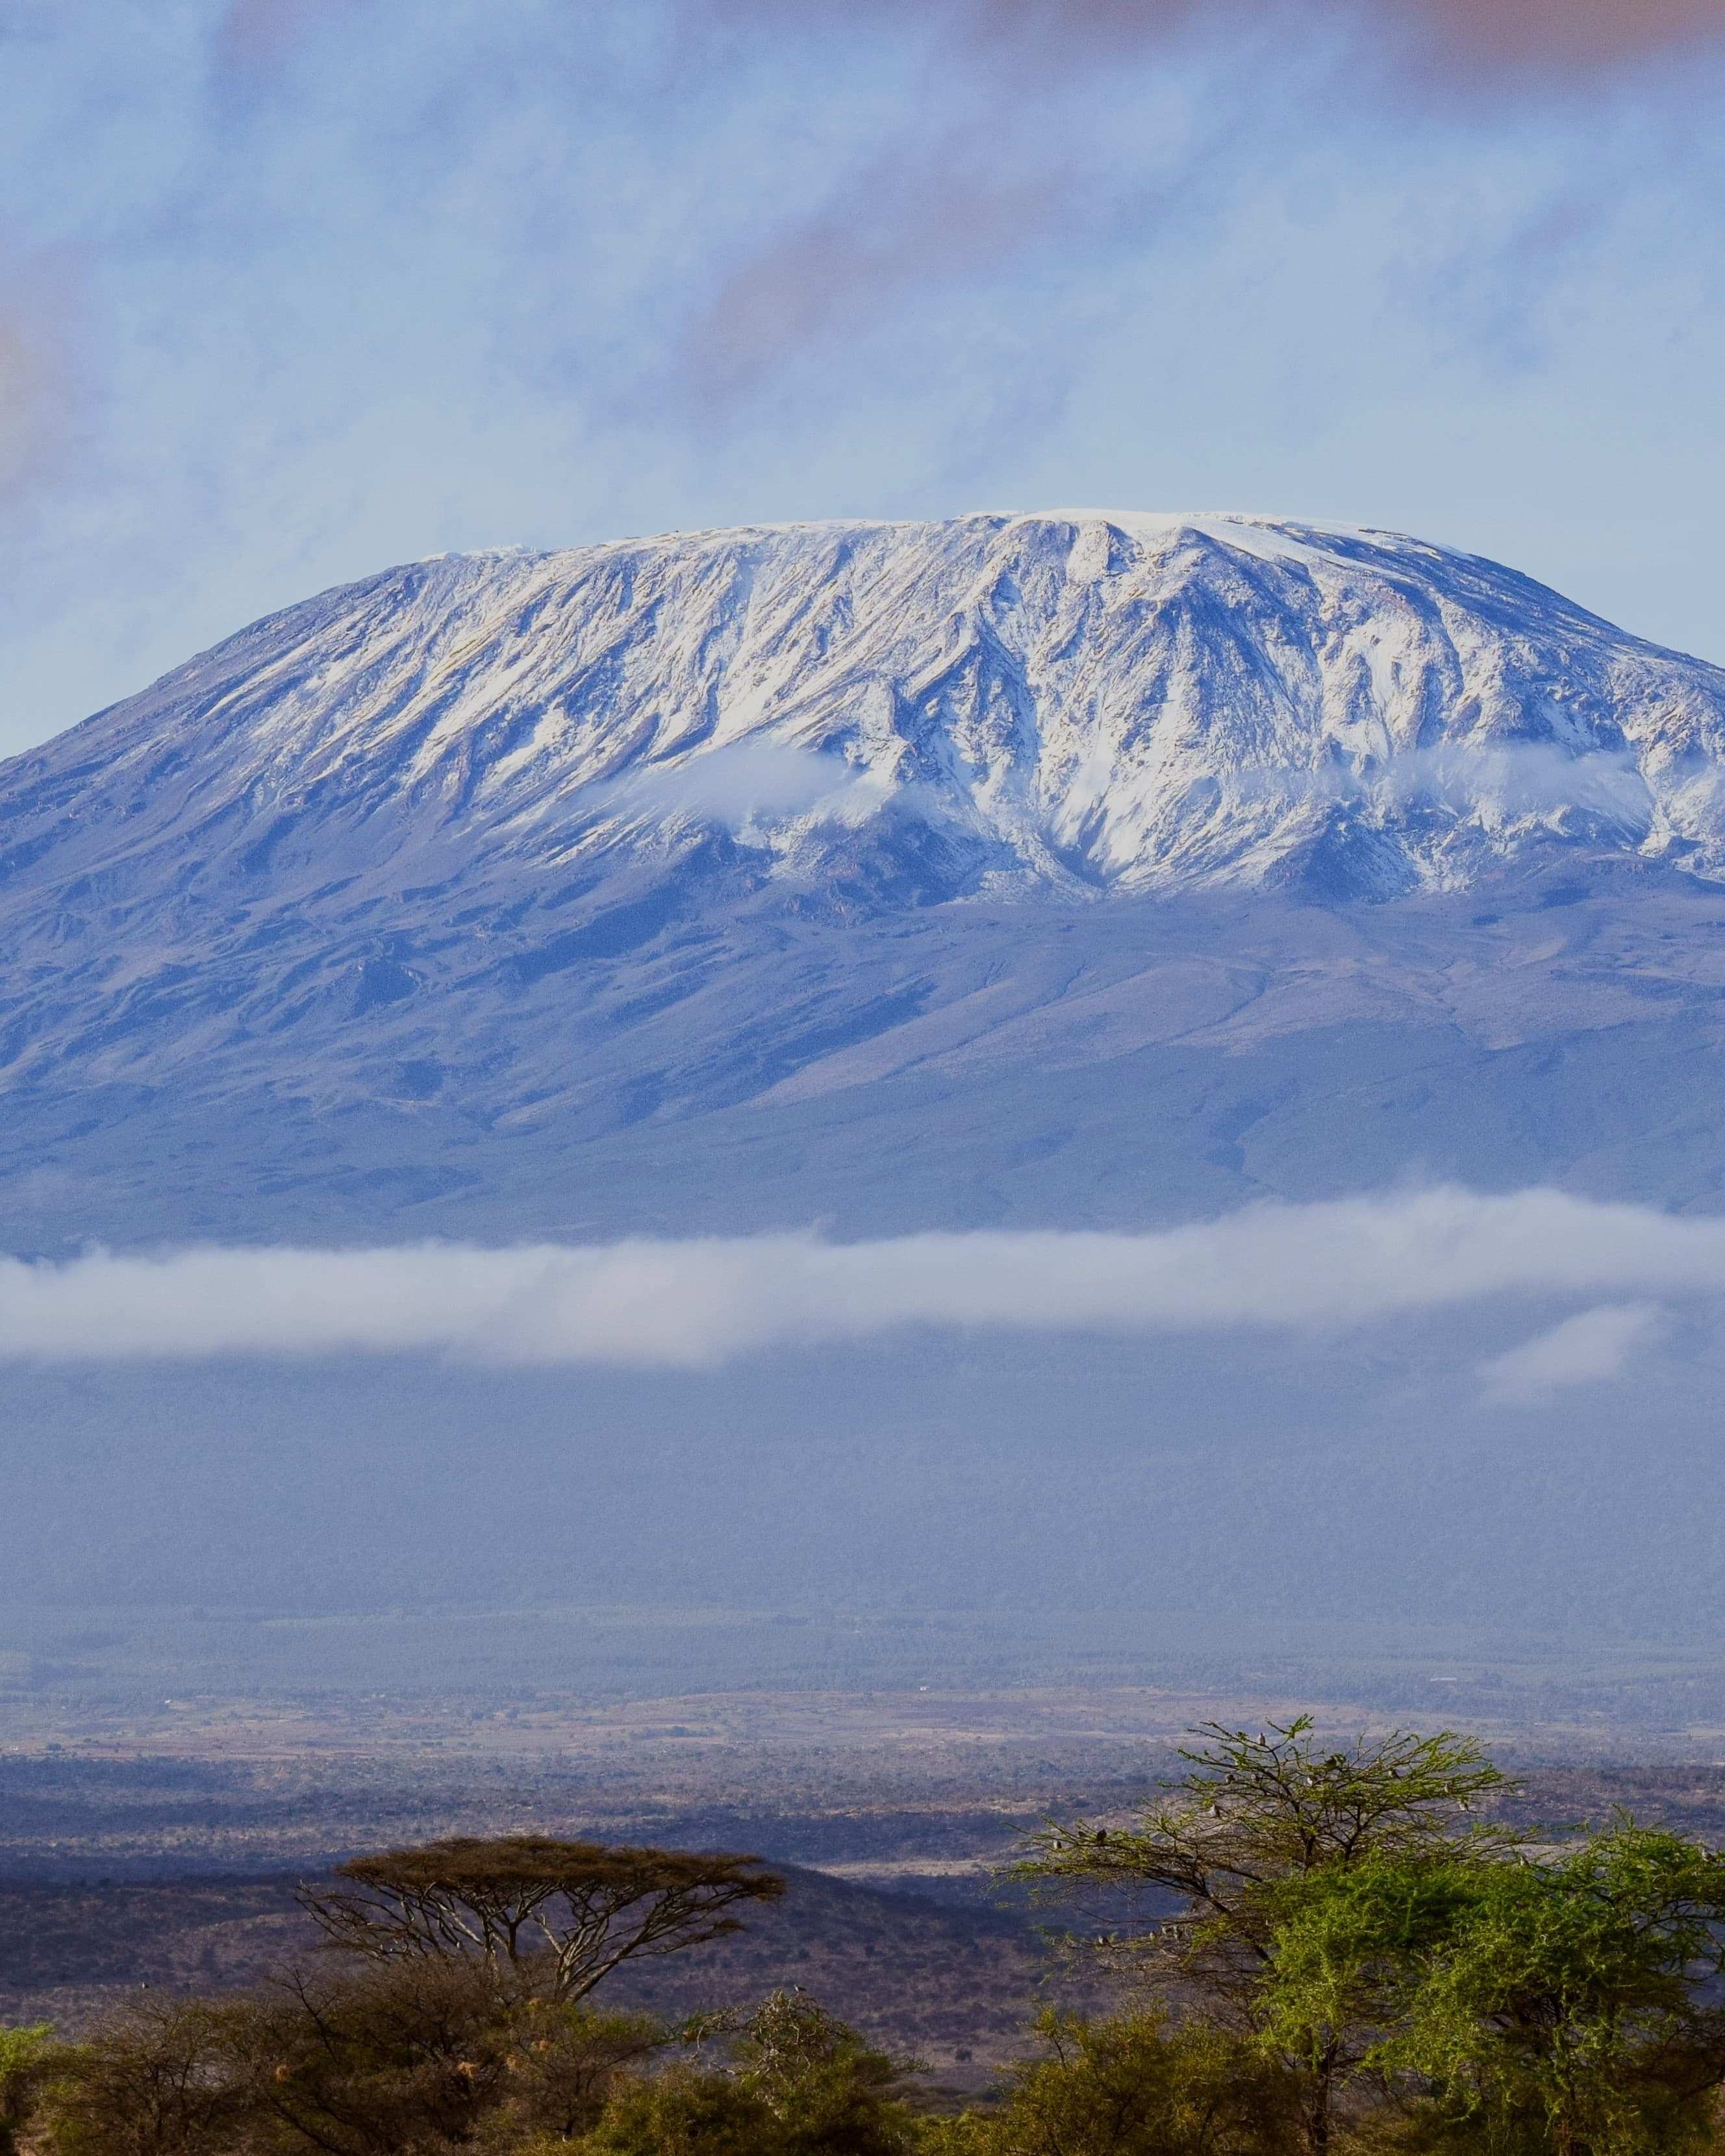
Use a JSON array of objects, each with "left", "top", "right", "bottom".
[{"left": 8, "top": 1685, "right": 1725, "bottom": 2085}]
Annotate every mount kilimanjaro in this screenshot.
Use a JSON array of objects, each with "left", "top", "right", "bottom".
[
  {"left": 10, "top": 511, "right": 1725, "bottom": 1650},
  {"left": 3, "top": 509, "right": 1725, "bottom": 1250}
]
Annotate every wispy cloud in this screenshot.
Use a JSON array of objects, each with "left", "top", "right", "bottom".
[
  {"left": 0, "top": 1186, "right": 1719, "bottom": 1370},
  {"left": 1240, "top": 743, "right": 1654, "bottom": 827},
  {"left": 598, "top": 739, "right": 888, "bottom": 835},
  {"left": 725, "top": 0, "right": 1725, "bottom": 77},
  {"left": 677, "top": 152, "right": 1057, "bottom": 408},
  {"left": 0, "top": 292, "right": 77, "bottom": 507},
  {"left": 1355, "top": 0, "right": 1725, "bottom": 77},
  {"left": 1477, "top": 1301, "right": 1666, "bottom": 1406},
  {"left": 3, "top": 0, "right": 1725, "bottom": 755}
]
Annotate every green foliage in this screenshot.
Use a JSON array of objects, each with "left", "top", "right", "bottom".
[
  {"left": 1251, "top": 1857, "right": 1489, "bottom": 2079},
  {"left": 1390, "top": 1824, "right": 1725, "bottom": 2154},
  {"left": 0, "top": 2024, "right": 55, "bottom": 2156},
  {"left": 1257, "top": 1820, "right": 1725, "bottom": 2155},
  {"left": 1014, "top": 1719, "right": 1515, "bottom": 2151},
  {"left": 917, "top": 2009, "right": 1302, "bottom": 2156},
  {"left": 731, "top": 1989, "right": 919, "bottom": 2155},
  {"left": 17, "top": 1742, "right": 1725, "bottom": 2156},
  {"left": 238, "top": 1957, "right": 667, "bottom": 2152},
  {"left": 26, "top": 1959, "right": 666, "bottom": 2155},
  {"left": 21, "top": 1969, "right": 913, "bottom": 2155},
  {"left": 1018, "top": 1717, "right": 1511, "bottom": 1958},
  {"left": 573, "top": 2066, "right": 783, "bottom": 2154},
  {"left": 568, "top": 1990, "right": 920, "bottom": 2156}
]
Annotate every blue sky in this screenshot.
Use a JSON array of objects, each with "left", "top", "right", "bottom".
[{"left": 1, "top": 0, "right": 1722, "bottom": 753}]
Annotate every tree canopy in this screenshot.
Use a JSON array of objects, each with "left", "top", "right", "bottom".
[
  {"left": 296, "top": 1835, "right": 785, "bottom": 2002},
  {"left": 1014, "top": 1718, "right": 1515, "bottom": 2150}
]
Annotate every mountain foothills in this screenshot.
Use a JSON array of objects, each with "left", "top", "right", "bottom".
[{"left": 5, "top": 510, "right": 1725, "bottom": 1249}]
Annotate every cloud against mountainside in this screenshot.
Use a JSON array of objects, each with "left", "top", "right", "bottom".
[
  {"left": 598, "top": 740, "right": 888, "bottom": 833},
  {"left": 0, "top": 1188, "right": 1719, "bottom": 1377},
  {"left": 1477, "top": 1301, "right": 1667, "bottom": 1407}
]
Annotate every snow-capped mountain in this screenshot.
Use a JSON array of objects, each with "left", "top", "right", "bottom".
[
  {"left": 12, "top": 512, "right": 1725, "bottom": 1657},
  {"left": 8, "top": 510, "right": 1725, "bottom": 914},
  {"left": 3, "top": 510, "right": 1725, "bottom": 1249}
]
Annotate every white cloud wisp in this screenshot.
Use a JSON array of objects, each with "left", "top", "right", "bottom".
[
  {"left": 1476, "top": 1299, "right": 1668, "bottom": 1406},
  {"left": 1, "top": 1185, "right": 1722, "bottom": 1373}
]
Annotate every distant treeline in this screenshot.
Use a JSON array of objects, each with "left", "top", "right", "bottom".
[{"left": 5, "top": 1717, "right": 1725, "bottom": 2153}]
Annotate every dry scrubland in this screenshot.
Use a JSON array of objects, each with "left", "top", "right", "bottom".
[
  {"left": 9, "top": 1686, "right": 1725, "bottom": 2069},
  {"left": 8, "top": 1701, "right": 1725, "bottom": 2150}
]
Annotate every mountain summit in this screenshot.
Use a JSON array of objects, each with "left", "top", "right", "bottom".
[
  {"left": 9, "top": 516, "right": 1725, "bottom": 1644},
  {"left": 6, "top": 512, "right": 1724, "bottom": 921},
  {"left": 3, "top": 512, "right": 1724, "bottom": 1247}
]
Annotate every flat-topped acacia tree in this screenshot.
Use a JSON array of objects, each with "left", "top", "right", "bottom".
[{"left": 296, "top": 1835, "right": 785, "bottom": 2001}]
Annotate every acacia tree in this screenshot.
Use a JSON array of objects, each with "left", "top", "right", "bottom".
[
  {"left": 1014, "top": 1717, "right": 1513, "bottom": 2153},
  {"left": 296, "top": 1835, "right": 785, "bottom": 2001},
  {"left": 1282, "top": 1822, "right": 1725, "bottom": 2155}
]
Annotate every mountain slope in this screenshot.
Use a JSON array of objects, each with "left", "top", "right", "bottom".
[
  {"left": 3, "top": 510, "right": 1725, "bottom": 1249},
  {"left": 8, "top": 510, "right": 1725, "bottom": 909},
  {"left": 11, "top": 516, "right": 1725, "bottom": 1661}
]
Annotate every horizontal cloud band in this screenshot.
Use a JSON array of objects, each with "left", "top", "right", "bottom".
[{"left": 0, "top": 1186, "right": 1722, "bottom": 1365}]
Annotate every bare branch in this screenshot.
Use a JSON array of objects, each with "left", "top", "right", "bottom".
[{"left": 296, "top": 1835, "right": 785, "bottom": 2002}]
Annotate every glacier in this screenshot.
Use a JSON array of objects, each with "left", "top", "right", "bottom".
[{"left": 6, "top": 510, "right": 1725, "bottom": 1689}]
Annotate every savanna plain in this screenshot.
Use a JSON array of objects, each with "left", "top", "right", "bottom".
[{"left": 9, "top": 1668, "right": 1725, "bottom": 2154}]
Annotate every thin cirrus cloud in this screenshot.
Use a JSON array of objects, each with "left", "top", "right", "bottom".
[
  {"left": 0, "top": 296, "right": 75, "bottom": 507},
  {"left": 1342, "top": 0, "right": 1725, "bottom": 73},
  {"left": 677, "top": 157, "right": 1057, "bottom": 407},
  {"left": 670, "top": 0, "right": 1725, "bottom": 413},
  {"left": 0, "top": 1186, "right": 1720, "bottom": 1375},
  {"left": 709, "top": 0, "right": 1725, "bottom": 73}
]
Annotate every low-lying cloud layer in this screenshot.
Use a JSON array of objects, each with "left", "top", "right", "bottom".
[{"left": 0, "top": 1187, "right": 1716, "bottom": 1389}]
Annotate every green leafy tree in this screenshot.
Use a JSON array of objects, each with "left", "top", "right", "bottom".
[
  {"left": 31, "top": 1957, "right": 669, "bottom": 2156},
  {"left": 918, "top": 2007, "right": 1302, "bottom": 2156},
  {"left": 1249, "top": 1856, "right": 1485, "bottom": 2111},
  {"left": 31, "top": 1999, "right": 250, "bottom": 2156},
  {"left": 1015, "top": 1720, "right": 1512, "bottom": 2153},
  {"left": 571, "top": 1993, "right": 918, "bottom": 2156},
  {"left": 235, "top": 1953, "right": 669, "bottom": 2153},
  {"left": 573, "top": 2064, "right": 781, "bottom": 2155},
  {"left": 1298, "top": 1822, "right": 1725, "bottom": 2155}
]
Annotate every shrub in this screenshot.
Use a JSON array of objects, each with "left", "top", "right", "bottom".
[
  {"left": 29, "top": 1999, "right": 250, "bottom": 2156},
  {"left": 0, "top": 2025, "right": 55, "bottom": 2156},
  {"left": 920, "top": 2009, "right": 1302, "bottom": 2156},
  {"left": 573, "top": 2063, "right": 783, "bottom": 2155}
]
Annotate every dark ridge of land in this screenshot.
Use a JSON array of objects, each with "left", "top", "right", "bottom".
[{"left": 0, "top": 1864, "right": 1107, "bottom": 2088}]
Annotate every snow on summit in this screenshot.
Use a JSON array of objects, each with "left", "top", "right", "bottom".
[
  {"left": 6, "top": 509, "right": 1725, "bottom": 1250},
  {"left": 7, "top": 511, "right": 1725, "bottom": 921}
]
